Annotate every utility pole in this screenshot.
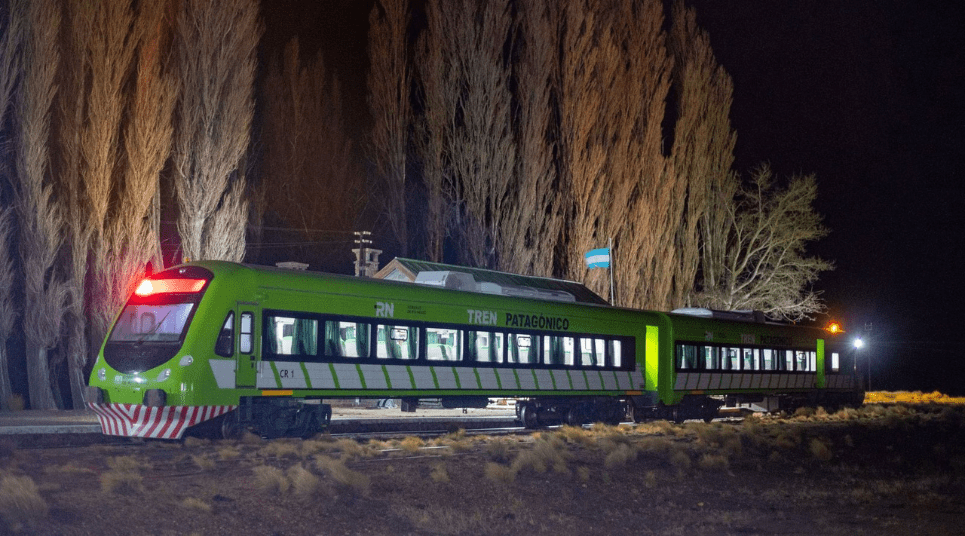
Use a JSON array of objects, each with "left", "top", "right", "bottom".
[{"left": 352, "top": 231, "right": 381, "bottom": 277}]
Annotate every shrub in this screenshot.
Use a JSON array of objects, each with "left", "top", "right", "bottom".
[{"left": 0, "top": 475, "right": 48, "bottom": 522}]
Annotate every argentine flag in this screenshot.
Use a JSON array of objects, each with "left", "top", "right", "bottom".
[{"left": 585, "top": 248, "right": 610, "bottom": 269}]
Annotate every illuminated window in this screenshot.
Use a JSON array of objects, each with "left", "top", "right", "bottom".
[
  {"left": 240, "top": 313, "right": 253, "bottom": 354},
  {"left": 427, "top": 327, "right": 462, "bottom": 361},
  {"left": 831, "top": 352, "right": 840, "bottom": 372}
]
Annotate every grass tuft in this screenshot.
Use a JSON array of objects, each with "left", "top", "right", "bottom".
[
  {"left": 192, "top": 454, "right": 216, "bottom": 471},
  {"left": 604, "top": 443, "right": 638, "bottom": 469},
  {"left": 180, "top": 497, "right": 212, "bottom": 513},
  {"left": 809, "top": 438, "right": 834, "bottom": 462},
  {"left": 253, "top": 465, "right": 290, "bottom": 494},
  {"left": 100, "top": 469, "right": 144, "bottom": 494},
  {"left": 398, "top": 436, "right": 425, "bottom": 453},
  {"left": 314, "top": 455, "right": 371, "bottom": 496},
  {"left": 484, "top": 462, "right": 516, "bottom": 483},
  {"left": 698, "top": 453, "right": 730, "bottom": 471},
  {"left": 287, "top": 464, "right": 321, "bottom": 497},
  {"left": 0, "top": 475, "right": 49, "bottom": 522},
  {"left": 430, "top": 462, "right": 450, "bottom": 483},
  {"left": 511, "top": 436, "right": 570, "bottom": 474}
]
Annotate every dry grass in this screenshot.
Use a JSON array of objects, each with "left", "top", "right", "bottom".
[
  {"left": 100, "top": 456, "right": 146, "bottom": 494},
  {"left": 313, "top": 455, "right": 371, "bottom": 496},
  {"left": 217, "top": 445, "right": 241, "bottom": 461},
  {"left": 192, "top": 454, "right": 216, "bottom": 471},
  {"left": 287, "top": 464, "right": 321, "bottom": 497},
  {"left": 252, "top": 465, "right": 289, "bottom": 494},
  {"left": 603, "top": 443, "right": 637, "bottom": 469},
  {"left": 0, "top": 475, "right": 48, "bottom": 523},
  {"left": 809, "top": 438, "right": 834, "bottom": 462},
  {"left": 484, "top": 462, "right": 516, "bottom": 483},
  {"left": 511, "top": 435, "right": 570, "bottom": 474},
  {"left": 430, "top": 463, "right": 449, "bottom": 483},
  {"left": 256, "top": 440, "right": 301, "bottom": 459},
  {"left": 485, "top": 438, "right": 513, "bottom": 462},
  {"left": 180, "top": 497, "right": 212, "bottom": 513},
  {"left": 100, "top": 469, "right": 143, "bottom": 494},
  {"left": 697, "top": 453, "right": 729, "bottom": 471},
  {"left": 398, "top": 436, "right": 425, "bottom": 453},
  {"left": 44, "top": 463, "right": 95, "bottom": 476}
]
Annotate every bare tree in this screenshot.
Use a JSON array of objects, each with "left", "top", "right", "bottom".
[
  {"left": 13, "top": 0, "right": 67, "bottom": 409},
  {"left": 438, "top": 0, "right": 516, "bottom": 268},
  {"left": 367, "top": 0, "right": 412, "bottom": 256},
  {"left": 0, "top": 0, "right": 23, "bottom": 410},
  {"left": 669, "top": 0, "right": 737, "bottom": 309},
  {"left": 173, "top": 0, "right": 260, "bottom": 262},
  {"left": 557, "top": 0, "right": 675, "bottom": 308},
  {"left": 58, "top": 0, "right": 94, "bottom": 409},
  {"left": 261, "top": 38, "right": 363, "bottom": 266},
  {"left": 121, "top": 0, "right": 176, "bottom": 274},
  {"left": 499, "top": 0, "right": 561, "bottom": 277},
  {"left": 694, "top": 165, "right": 831, "bottom": 321},
  {"left": 414, "top": 0, "right": 458, "bottom": 263},
  {"left": 557, "top": 1, "right": 616, "bottom": 292},
  {"left": 104, "top": 0, "right": 177, "bottom": 299}
]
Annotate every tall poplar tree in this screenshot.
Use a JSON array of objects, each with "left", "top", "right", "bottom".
[
  {"left": 172, "top": 0, "right": 260, "bottom": 262},
  {"left": 13, "top": 0, "right": 66, "bottom": 409},
  {"left": 0, "top": 0, "right": 23, "bottom": 409},
  {"left": 368, "top": 0, "right": 412, "bottom": 257}
]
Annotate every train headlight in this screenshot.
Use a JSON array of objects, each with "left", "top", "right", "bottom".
[
  {"left": 98, "top": 368, "right": 106, "bottom": 381},
  {"left": 179, "top": 355, "right": 194, "bottom": 367},
  {"left": 853, "top": 338, "right": 865, "bottom": 349},
  {"left": 156, "top": 368, "right": 171, "bottom": 382}
]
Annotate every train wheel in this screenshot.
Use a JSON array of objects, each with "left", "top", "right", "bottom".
[
  {"left": 520, "top": 403, "right": 539, "bottom": 429},
  {"left": 564, "top": 406, "right": 584, "bottom": 426},
  {"left": 220, "top": 411, "right": 243, "bottom": 440}
]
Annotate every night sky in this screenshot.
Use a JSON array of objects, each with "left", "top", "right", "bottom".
[{"left": 267, "top": 1, "right": 965, "bottom": 394}]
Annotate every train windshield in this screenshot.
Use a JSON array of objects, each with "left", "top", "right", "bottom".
[
  {"left": 103, "top": 266, "right": 212, "bottom": 374},
  {"left": 108, "top": 303, "right": 195, "bottom": 343}
]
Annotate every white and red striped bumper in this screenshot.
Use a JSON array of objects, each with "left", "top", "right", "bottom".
[{"left": 87, "top": 403, "right": 236, "bottom": 439}]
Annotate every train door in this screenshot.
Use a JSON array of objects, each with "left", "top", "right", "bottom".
[{"left": 235, "top": 302, "right": 261, "bottom": 388}]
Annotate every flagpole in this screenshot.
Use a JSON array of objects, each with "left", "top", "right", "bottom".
[{"left": 608, "top": 237, "right": 615, "bottom": 306}]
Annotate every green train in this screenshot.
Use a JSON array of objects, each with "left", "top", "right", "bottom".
[{"left": 85, "top": 261, "right": 864, "bottom": 439}]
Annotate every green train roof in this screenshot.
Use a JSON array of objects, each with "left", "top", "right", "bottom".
[{"left": 374, "top": 257, "right": 610, "bottom": 306}]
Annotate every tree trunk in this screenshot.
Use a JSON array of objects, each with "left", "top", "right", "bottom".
[{"left": 25, "top": 343, "right": 57, "bottom": 410}]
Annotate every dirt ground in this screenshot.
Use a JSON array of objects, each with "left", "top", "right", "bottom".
[{"left": 1, "top": 400, "right": 964, "bottom": 535}]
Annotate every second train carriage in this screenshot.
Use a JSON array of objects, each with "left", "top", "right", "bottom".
[{"left": 85, "top": 261, "right": 863, "bottom": 439}]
